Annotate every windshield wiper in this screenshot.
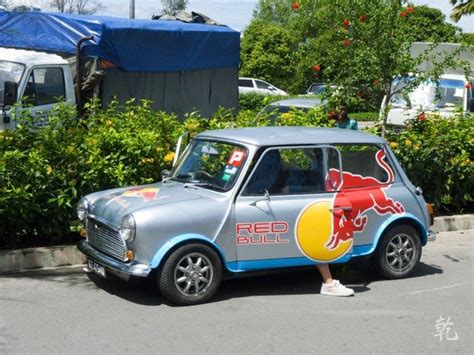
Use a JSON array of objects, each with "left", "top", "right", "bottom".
[{"left": 183, "top": 182, "right": 226, "bottom": 192}]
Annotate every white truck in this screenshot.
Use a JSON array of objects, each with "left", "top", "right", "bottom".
[
  {"left": 0, "top": 47, "right": 76, "bottom": 130},
  {"left": 384, "top": 73, "right": 473, "bottom": 125}
]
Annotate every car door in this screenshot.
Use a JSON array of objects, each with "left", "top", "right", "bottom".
[
  {"left": 20, "top": 66, "right": 66, "bottom": 127},
  {"left": 233, "top": 146, "right": 354, "bottom": 271},
  {"left": 254, "top": 79, "right": 274, "bottom": 95},
  {"left": 238, "top": 78, "right": 256, "bottom": 95},
  {"left": 330, "top": 144, "right": 407, "bottom": 250}
]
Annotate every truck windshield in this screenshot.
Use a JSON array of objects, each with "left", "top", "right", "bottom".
[
  {"left": 0, "top": 61, "right": 24, "bottom": 105},
  {"left": 391, "top": 78, "right": 465, "bottom": 110},
  {"left": 171, "top": 140, "right": 248, "bottom": 192}
]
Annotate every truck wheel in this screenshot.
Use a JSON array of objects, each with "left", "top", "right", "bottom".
[
  {"left": 372, "top": 225, "right": 421, "bottom": 279},
  {"left": 158, "top": 243, "right": 222, "bottom": 306}
]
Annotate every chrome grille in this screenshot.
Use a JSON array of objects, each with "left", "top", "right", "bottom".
[{"left": 86, "top": 218, "right": 126, "bottom": 261}]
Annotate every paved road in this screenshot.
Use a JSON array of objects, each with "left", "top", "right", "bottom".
[{"left": 0, "top": 230, "right": 472, "bottom": 354}]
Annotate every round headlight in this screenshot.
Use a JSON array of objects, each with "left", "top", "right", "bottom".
[
  {"left": 77, "top": 198, "right": 90, "bottom": 221},
  {"left": 119, "top": 214, "right": 136, "bottom": 243}
]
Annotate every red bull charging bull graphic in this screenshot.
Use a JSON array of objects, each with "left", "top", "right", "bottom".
[{"left": 296, "top": 150, "right": 405, "bottom": 262}]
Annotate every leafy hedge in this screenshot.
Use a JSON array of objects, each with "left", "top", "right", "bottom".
[
  {"left": 385, "top": 113, "right": 473, "bottom": 214},
  {"left": 0, "top": 101, "right": 471, "bottom": 248},
  {"left": 0, "top": 101, "right": 330, "bottom": 249}
]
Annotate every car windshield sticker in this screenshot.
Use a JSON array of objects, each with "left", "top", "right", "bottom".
[
  {"left": 227, "top": 149, "right": 245, "bottom": 167},
  {"left": 224, "top": 165, "right": 238, "bottom": 175},
  {"left": 221, "top": 173, "right": 231, "bottom": 182}
]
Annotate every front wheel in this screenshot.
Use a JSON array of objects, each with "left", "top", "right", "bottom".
[
  {"left": 158, "top": 243, "right": 222, "bottom": 306},
  {"left": 372, "top": 225, "right": 421, "bottom": 279}
]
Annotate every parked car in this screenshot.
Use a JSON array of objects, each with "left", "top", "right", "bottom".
[
  {"left": 78, "top": 127, "right": 436, "bottom": 305},
  {"left": 258, "top": 97, "right": 324, "bottom": 123},
  {"left": 238, "top": 77, "right": 288, "bottom": 96},
  {"left": 306, "top": 82, "right": 326, "bottom": 95},
  {"left": 383, "top": 74, "right": 474, "bottom": 125}
]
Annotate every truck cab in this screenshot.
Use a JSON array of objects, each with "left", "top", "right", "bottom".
[{"left": 0, "top": 47, "right": 75, "bottom": 131}]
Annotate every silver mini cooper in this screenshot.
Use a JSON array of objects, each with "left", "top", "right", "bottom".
[{"left": 77, "top": 127, "right": 435, "bottom": 305}]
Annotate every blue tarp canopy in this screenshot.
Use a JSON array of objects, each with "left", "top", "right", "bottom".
[{"left": 0, "top": 11, "right": 240, "bottom": 72}]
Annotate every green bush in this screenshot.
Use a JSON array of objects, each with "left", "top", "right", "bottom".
[
  {"left": 0, "top": 100, "right": 471, "bottom": 248},
  {"left": 349, "top": 112, "right": 380, "bottom": 122},
  {"left": 238, "top": 93, "right": 287, "bottom": 111},
  {"left": 386, "top": 113, "right": 473, "bottom": 214},
  {"left": 0, "top": 99, "right": 183, "bottom": 248}
]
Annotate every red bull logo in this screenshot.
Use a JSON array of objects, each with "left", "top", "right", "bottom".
[
  {"left": 296, "top": 150, "right": 405, "bottom": 262},
  {"left": 122, "top": 187, "right": 160, "bottom": 202}
]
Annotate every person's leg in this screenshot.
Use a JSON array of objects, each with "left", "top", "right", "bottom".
[
  {"left": 316, "top": 263, "right": 354, "bottom": 297},
  {"left": 316, "top": 263, "right": 333, "bottom": 284}
]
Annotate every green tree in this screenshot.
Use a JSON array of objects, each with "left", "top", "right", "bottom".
[
  {"left": 161, "top": 0, "right": 188, "bottom": 15},
  {"left": 405, "top": 5, "right": 459, "bottom": 42},
  {"left": 240, "top": 20, "right": 297, "bottom": 92},
  {"left": 450, "top": 0, "right": 474, "bottom": 22},
  {"left": 244, "top": 1, "right": 465, "bottom": 94}
]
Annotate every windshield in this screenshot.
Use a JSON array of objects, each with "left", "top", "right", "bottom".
[
  {"left": 308, "top": 84, "right": 325, "bottom": 95},
  {"left": 391, "top": 78, "right": 465, "bottom": 110},
  {"left": 171, "top": 140, "right": 248, "bottom": 192},
  {"left": 0, "top": 61, "right": 25, "bottom": 105}
]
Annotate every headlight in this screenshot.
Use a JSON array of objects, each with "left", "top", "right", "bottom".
[
  {"left": 119, "top": 214, "right": 136, "bottom": 243},
  {"left": 77, "top": 198, "right": 89, "bottom": 221}
]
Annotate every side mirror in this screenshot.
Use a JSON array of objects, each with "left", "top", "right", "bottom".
[
  {"left": 3, "top": 81, "right": 18, "bottom": 107},
  {"left": 161, "top": 169, "right": 170, "bottom": 180}
]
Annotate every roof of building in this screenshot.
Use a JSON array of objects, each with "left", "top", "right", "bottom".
[
  {"left": 0, "top": 11, "right": 240, "bottom": 72},
  {"left": 196, "top": 126, "right": 385, "bottom": 146},
  {"left": 0, "top": 47, "right": 68, "bottom": 67}
]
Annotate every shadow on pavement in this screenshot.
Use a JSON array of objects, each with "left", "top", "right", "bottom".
[{"left": 0, "top": 260, "right": 444, "bottom": 306}]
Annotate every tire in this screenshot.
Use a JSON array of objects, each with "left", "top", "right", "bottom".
[
  {"left": 158, "top": 243, "right": 222, "bottom": 306},
  {"left": 372, "top": 225, "right": 422, "bottom": 279}
]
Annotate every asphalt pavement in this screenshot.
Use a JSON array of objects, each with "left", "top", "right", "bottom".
[{"left": 0, "top": 230, "right": 472, "bottom": 354}]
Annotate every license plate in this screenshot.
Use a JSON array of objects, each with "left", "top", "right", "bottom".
[{"left": 88, "top": 259, "right": 106, "bottom": 278}]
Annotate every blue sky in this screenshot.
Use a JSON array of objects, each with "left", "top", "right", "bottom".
[{"left": 97, "top": 0, "right": 473, "bottom": 33}]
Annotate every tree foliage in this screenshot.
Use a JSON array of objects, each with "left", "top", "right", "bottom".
[
  {"left": 243, "top": 0, "right": 466, "bottom": 98},
  {"left": 161, "top": 0, "right": 188, "bottom": 15},
  {"left": 450, "top": 0, "right": 474, "bottom": 22},
  {"left": 49, "top": 0, "right": 102, "bottom": 14}
]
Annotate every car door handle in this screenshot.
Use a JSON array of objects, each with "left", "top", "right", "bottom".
[{"left": 330, "top": 206, "right": 352, "bottom": 214}]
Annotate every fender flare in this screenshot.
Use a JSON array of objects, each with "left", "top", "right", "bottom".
[
  {"left": 354, "top": 213, "right": 429, "bottom": 257},
  {"left": 149, "top": 233, "right": 229, "bottom": 270}
]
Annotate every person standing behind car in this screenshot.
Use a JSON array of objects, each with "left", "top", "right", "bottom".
[{"left": 334, "top": 106, "right": 358, "bottom": 130}]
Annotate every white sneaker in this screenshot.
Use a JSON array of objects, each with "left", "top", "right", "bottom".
[{"left": 320, "top": 280, "right": 354, "bottom": 297}]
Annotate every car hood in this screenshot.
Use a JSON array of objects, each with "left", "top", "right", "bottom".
[{"left": 88, "top": 181, "right": 220, "bottom": 228}]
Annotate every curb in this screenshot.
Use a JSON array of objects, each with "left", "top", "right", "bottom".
[
  {"left": 0, "top": 245, "right": 86, "bottom": 275},
  {"left": 0, "top": 214, "right": 473, "bottom": 274},
  {"left": 432, "top": 214, "right": 474, "bottom": 233}
]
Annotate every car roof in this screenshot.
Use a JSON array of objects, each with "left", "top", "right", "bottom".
[
  {"left": 196, "top": 126, "right": 385, "bottom": 147},
  {"left": 267, "top": 98, "right": 323, "bottom": 108}
]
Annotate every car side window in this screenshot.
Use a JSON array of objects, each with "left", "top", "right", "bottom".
[
  {"left": 243, "top": 147, "right": 329, "bottom": 195},
  {"left": 239, "top": 79, "right": 254, "bottom": 88},
  {"left": 255, "top": 80, "right": 271, "bottom": 90},
  {"left": 328, "top": 144, "right": 397, "bottom": 189},
  {"left": 23, "top": 67, "right": 65, "bottom": 106}
]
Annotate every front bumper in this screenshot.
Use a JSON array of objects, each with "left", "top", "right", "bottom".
[
  {"left": 427, "top": 230, "right": 437, "bottom": 242},
  {"left": 77, "top": 240, "right": 152, "bottom": 279}
]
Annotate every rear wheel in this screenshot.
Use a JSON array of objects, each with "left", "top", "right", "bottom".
[
  {"left": 372, "top": 225, "right": 421, "bottom": 279},
  {"left": 158, "top": 243, "right": 222, "bottom": 306}
]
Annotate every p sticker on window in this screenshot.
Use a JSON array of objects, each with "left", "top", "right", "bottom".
[{"left": 227, "top": 150, "right": 245, "bottom": 167}]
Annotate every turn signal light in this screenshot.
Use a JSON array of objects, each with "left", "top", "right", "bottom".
[
  {"left": 80, "top": 228, "right": 88, "bottom": 238},
  {"left": 125, "top": 250, "right": 135, "bottom": 261}
]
